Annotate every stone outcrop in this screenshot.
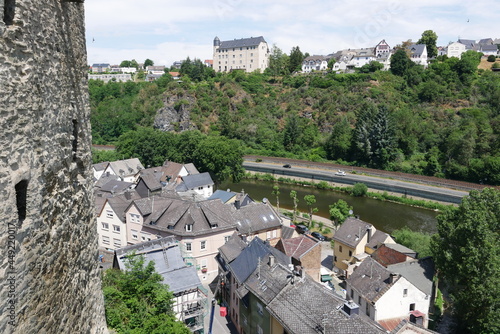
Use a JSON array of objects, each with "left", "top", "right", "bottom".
[
  {"left": 0, "top": 1, "right": 107, "bottom": 333},
  {"left": 153, "top": 94, "right": 197, "bottom": 132}
]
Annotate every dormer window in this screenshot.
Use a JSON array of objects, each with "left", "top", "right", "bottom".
[{"left": 185, "top": 224, "right": 193, "bottom": 232}]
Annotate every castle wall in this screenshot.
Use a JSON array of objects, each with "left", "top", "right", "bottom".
[{"left": 0, "top": 1, "right": 107, "bottom": 333}]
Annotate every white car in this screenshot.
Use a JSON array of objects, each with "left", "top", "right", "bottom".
[{"left": 335, "top": 170, "right": 346, "bottom": 176}]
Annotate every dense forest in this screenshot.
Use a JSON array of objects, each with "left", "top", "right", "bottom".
[{"left": 89, "top": 51, "right": 500, "bottom": 185}]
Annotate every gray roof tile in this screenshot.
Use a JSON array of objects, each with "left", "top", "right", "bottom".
[
  {"left": 333, "top": 217, "right": 372, "bottom": 248},
  {"left": 219, "top": 36, "right": 267, "bottom": 49}
]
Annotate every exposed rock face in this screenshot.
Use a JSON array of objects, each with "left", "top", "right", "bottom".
[
  {"left": 153, "top": 94, "right": 197, "bottom": 132},
  {"left": 0, "top": 2, "right": 107, "bottom": 333}
]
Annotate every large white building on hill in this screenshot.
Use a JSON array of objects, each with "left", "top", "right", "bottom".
[{"left": 213, "top": 36, "right": 269, "bottom": 73}]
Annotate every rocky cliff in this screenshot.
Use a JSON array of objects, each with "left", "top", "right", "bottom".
[{"left": 0, "top": 1, "right": 107, "bottom": 333}]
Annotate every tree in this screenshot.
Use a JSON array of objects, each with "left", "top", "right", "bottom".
[
  {"left": 351, "top": 183, "right": 368, "bottom": 197},
  {"left": 272, "top": 184, "right": 280, "bottom": 212},
  {"left": 328, "top": 199, "right": 352, "bottom": 229},
  {"left": 417, "top": 30, "right": 438, "bottom": 58},
  {"left": 392, "top": 227, "right": 432, "bottom": 258},
  {"left": 487, "top": 55, "right": 496, "bottom": 62},
  {"left": 390, "top": 49, "right": 414, "bottom": 76},
  {"left": 288, "top": 46, "right": 304, "bottom": 74},
  {"left": 120, "top": 60, "right": 132, "bottom": 68},
  {"left": 102, "top": 253, "right": 190, "bottom": 334},
  {"left": 304, "top": 195, "right": 318, "bottom": 225},
  {"left": 283, "top": 115, "right": 301, "bottom": 150},
  {"left": 290, "top": 190, "right": 299, "bottom": 223},
  {"left": 193, "top": 136, "right": 245, "bottom": 184},
  {"left": 431, "top": 188, "right": 500, "bottom": 334},
  {"left": 144, "top": 58, "right": 154, "bottom": 68},
  {"left": 130, "top": 59, "right": 139, "bottom": 69},
  {"left": 267, "top": 44, "right": 289, "bottom": 77},
  {"left": 325, "top": 118, "right": 352, "bottom": 160}
]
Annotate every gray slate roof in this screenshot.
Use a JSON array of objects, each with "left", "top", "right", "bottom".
[
  {"left": 333, "top": 217, "right": 372, "bottom": 248},
  {"left": 481, "top": 44, "right": 498, "bottom": 52},
  {"left": 177, "top": 172, "right": 214, "bottom": 191},
  {"left": 218, "top": 232, "right": 247, "bottom": 264},
  {"left": 227, "top": 237, "right": 290, "bottom": 284},
  {"left": 108, "top": 158, "right": 144, "bottom": 178},
  {"left": 95, "top": 173, "right": 122, "bottom": 188},
  {"left": 100, "top": 180, "right": 134, "bottom": 194},
  {"left": 267, "top": 274, "right": 385, "bottom": 334},
  {"left": 234, "top": 202, "right": 282, "bottom": 235},
  {"left": 219, "top": 36, "right": 266, "bottom": 49},
  {"left": 208, "top": 189, "right": 237, "bottom": 203},
  {"left": 387, "top": 257, "right": 434, "bottom": 296},
  {"left": 408, "top": 44, "right": 426, "bottom": 57},
  {"left": 347, "top": 257, "right": 396, "bottom": 303},
  {"left": 281, "top": 226, "right": 295, "bottom": 239},
  {"left": 458, "top": 39, "right": 477, "bottom": 50},
  {"left": 93, "top": 161, "right": 109, "bottom": 172},
  {"left": 105, "top": 192, "right": 141, "bottom": 220},
  {"left": 366, "top": 230, "right": 393, "bottom": 250},
  {"left": 384, "top": 243, "right": 417, "bottom": 257},
  {"left": 114, "top": 236, "right": 201, "bottom": 294}
]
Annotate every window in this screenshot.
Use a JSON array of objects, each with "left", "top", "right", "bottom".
[
  {"left": 366, "top": 302, "right": 370, "bottom": 316},
  {"left": 113, "top": 238, "right": 121, "bottom": 247},
  {"left": 339, "top": 245, "right": 343, "bottom": 253},
  {"left": 131, "top": 229, "right": 138, "bottom": 240},
  {"left": 4, "top": 0, "right": 15, "bottom": 25},
  {"left": 224, "top": 236, "right": 230, "bottom": 243},
  {"left": 403, "top": 289, "right": 408, "bottom": 297},
  {"left": 198, "top": 186, "right": 203, "bottom": 190},
  {"left": 113, "top": 225, "right": 120, "bottom": 233},
  {"left": 201, "top": 241, "right": 206, "bottom": 250},
  {"left": 349, "top": 250, "right": 353, "bottom": 257},
  {"left": 251, "top": 53, "right": 253, "bottom": 57},
  {"left": 185, "top": 224, "right": 193, "bottom": 232},
  {"left": 15, "top": 180, "right": 28, "bottom": 222},
  {"left": 350, "top": 289, "right": 354, "bottom": 298},
  {"left": 358, "top": 296, "right": 362, "bottom": 305},
  {"left": 257, "top": 302, "right": 263, "bottom": 315},
  {"left": 186, "top": 242, "right": 192, "bottom": 251},
  {"left": 102, "top": 236, "right": 110, "bottom": 245},
  {"left": 410, "top": 303, "right": 415, "bottom": 311},
  {"left": 106, "top": 210, "right": 113, "bottom": 218},
  {"left": 101, "top": 222, "right": 109, "bottom": 230}
]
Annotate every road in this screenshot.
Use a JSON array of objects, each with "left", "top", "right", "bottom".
[{"left": 243, "top": 161, "right": 469, "bottom": 204}]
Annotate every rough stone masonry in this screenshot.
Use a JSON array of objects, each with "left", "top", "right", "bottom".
[{"left": 0, "top": 1, "right": 107, "bottom": 333}]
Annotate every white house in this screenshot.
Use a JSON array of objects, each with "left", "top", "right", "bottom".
[
  {"left": 213, "top": 36, "right": 270, "bottom": 73},
  {"left": 349, "top": 48, "right": 377, "bottom": 67},
  {"left": 103, "top": 158, "right": 144, "bottom": 183},
  {"left": 175, "top": 172, "right": 214, "bottom": 198},
  {"left": 346, "top": 257, "right": 433, "bottom": 330},
  {"left": 408, "top": 44, "right": 428, "bottom": 66},
  {"left": 302, "top": 55, "right": 329, "bottom": 73},
  {"left": 447, "top": 42, "right": 467, "bottom": 58}
]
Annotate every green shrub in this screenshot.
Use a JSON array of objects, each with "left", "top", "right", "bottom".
[
  {"left": 352, "top": 183, "right": 368, "bottom": 197},
  {"left": 487, "top": 55, "right": 496, "bottom": 62}
]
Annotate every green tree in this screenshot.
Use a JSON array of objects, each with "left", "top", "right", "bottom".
[
  {"left": 267, "top": 44, "right": 289, "bottom": 77},
  {"left": 431, "top": 188, "right": 500, "bottom": 334},
  {"left": 130, "top": 59, "right": 139, "bottom": 69},
  {"left": 102, "top": 253, "right": 190, "bottom": 334},
  {"left": 392, "top": 227, "right": 432, "bottom": 258},
  {"left": 144, "top": 58, "right": 154, "bottom": 68},
  {"left": 327, "top": 58, "right": 336, "bottom": 71},
  {"left": 417, "top": 30, "right": 438, "bottom": 58},
  {"left": 304, "top": 195, "right": 318, "bottom": 225},
  {"left": 288, "top": 46, "right": 304, "bottom": 74},
  {"left": 283, "top": 115, "right": 301, "bottom": 150},
  {"left": 325, "top": 118, "right": 353, "bottom": 160},
  {"left": 328, "top": 199, "right": 353, "bottom": 229},
  {"left": 290, "top": 190, "right": 299, "bottom": 223},
  {"left": 272, "top": 184, "right": 280, "bottom": 212},
  {"left": 193, "top": 136, "right": 245, "bottom": 184},
  {"left": 351, "top": 183, "right": 368, "bottom": 197},
  {"left": 390, "top": 49, "right": 414, "bottom": 76},
  {"left": 120, "top": 60, "right": 132, "bottom": 68}
]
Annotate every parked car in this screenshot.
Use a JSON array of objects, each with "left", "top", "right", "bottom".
[
  {"left": 283, "top": 164, "right": 292, "bottom": 168},
  {"left": 296, "top": 225, "right": 309, "bottom": 234},
  {"left": 311, "top": 231, "right": 325, "bottom": 241},
  {"left": 335, "top": 170, "right": 346, "bottom": 176}
]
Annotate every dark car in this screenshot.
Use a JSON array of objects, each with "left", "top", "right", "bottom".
[
  {"left": 296, "top": 225, "right": 309, "bottom": 234},
  {"left": 283, "top": 164, "right": 292, "bottom": 168},
  {"left": 311, "top": 231, "right": 325, "bottom": 241}
]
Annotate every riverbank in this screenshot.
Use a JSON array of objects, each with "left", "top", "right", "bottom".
[{"left": 244, "top": 171, "right": 452, "bottom": 212}]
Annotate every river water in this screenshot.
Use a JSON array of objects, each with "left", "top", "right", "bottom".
[{"left": 219, "top": 179, "right": 438, "bottom": 234}]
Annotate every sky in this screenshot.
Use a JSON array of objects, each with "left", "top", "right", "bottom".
[{"left": 85, "top": 0, "right": 499, "bottom": 67}]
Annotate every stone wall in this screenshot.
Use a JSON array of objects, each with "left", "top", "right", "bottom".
[{"left": 0, "top": 1, "right": 107, "bottom": 333}]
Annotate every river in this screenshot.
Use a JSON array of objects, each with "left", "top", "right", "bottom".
[{"left": 219, "top": 179, "right": 438, "bottom": 234}]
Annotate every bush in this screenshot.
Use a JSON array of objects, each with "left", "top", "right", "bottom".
[
  {"left": 487, "top": 55, "right": 496, "bottom": 62},
  {"left": 352, "top": 183, "right": 368, "bottom": 197}
]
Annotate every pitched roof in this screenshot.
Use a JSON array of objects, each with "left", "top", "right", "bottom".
[
  {"left": 108, "top": 158, "right": 144, "bottom": 178},
  {"left": 100, "top": 180, "right": 134, "bottom": 194},
  {"left": 384, "top": 243, "right": 417, "bottom": 257},
  {"left": 387, "top": 257, "right": 434, "bottom": 296},
  {"left": 408, "top": 44, "right": 426, "bottom": 57},
  {"left": 278, "top": 235, "right": 320, "bottom": 260},
  {"left": 105, "top": 192, "right": 141, "bottom": 220},
  {"left": 347, "top": 257, "right": 397, "bottom": 303},
  {"left": 281, "top": 226, "right": 296, "bottom": 239},
  {"left": 114, "top": 236, "right": 201, "bottom": 294},
  {"left": 458, "top": 39, "right": 477, "bottom": 50},
  {"left": 233, "top": 202, "right": 282, "bottom": 235},
  {"left": 391, "top": 319, "right": 439, "bottom": 333},
  {"left": 333, "top": 217, "right": 372, "bottom": 248},
  {"left": 267, "top": 274, "right": 385, "bottom": 334},
  {"left": 366, "top": 230, "right": 394, "bottom": 251},
  {"left": 208, "top": 189, "right": 237, "bottom": 203},
  {"left": 371, "top": 244, "right": 412, "bottom": 267},
  {"left": 178, "top": 172, "right": 214, "bottom": 191},
  {"left": 219, "top": 36, "right": 267, "bottom": 49},
  {"left": 480, "top": 44, "right": 498, "bottom": 52},
  {"left": 227, "top": 237, "right": 289, "bottom": 284},
  {"left": 218, "top": 232, "right": 247, "bottom": 264},
  {"left": 93, "top": 161, "right": 109, "bottom": 172},
  {"left": 94, "top": 173, "right": 122, "bottom": 188}
]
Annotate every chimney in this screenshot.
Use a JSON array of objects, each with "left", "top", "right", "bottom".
[
  {"left": 177, "top": 175, "right": 182, "bottom": 184},
  {"left": 389, "top": 273, "right": 398, "bottom": 283},
  {"left": 343, "top": 300, "right": 360, "bottom": 317},
  {"left": 268, "top": 255, "right": 275, "bottom": 267},
  {"left": 367, "top": 226, "right": 372, "bottom": 243}
]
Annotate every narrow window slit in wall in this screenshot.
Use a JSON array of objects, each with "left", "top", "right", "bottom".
[
  {"left": 15, "top": 180, "right": 28, "bottom": 223},
  {"left": 3, "top": 0, "right": 15, "bottom": 25},
  {"left": 72, "top": 119, "right": 78, "bottom": 160}
]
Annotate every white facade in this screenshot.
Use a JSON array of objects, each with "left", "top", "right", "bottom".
[
  {"left": 97, "top": 201, "right": 128, "bottom": 250},
  {"left": 213, "top": 36, "right": 269, "bottom": 73},
  {"left": 88, "top": 73, "right": 132, "bottom": 83},
  {"left": 103, "top": 158, "right": 144, "bottom": 183},
  {"left": 447, "top": 42, "right": 467, "bottom": 58},
  {"left": 302, "top": 56, "right": 329, "bottom": 73}
]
